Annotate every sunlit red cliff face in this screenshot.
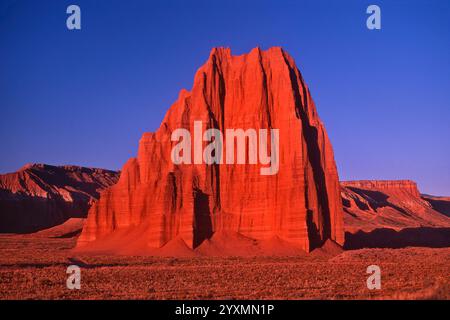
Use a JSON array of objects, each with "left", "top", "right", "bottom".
[
  {"left": 77, "top": 47, "right": 344, "bottom": 254},
  {"left": 0, "top": 164, "right": 119, "bottom": 233}
]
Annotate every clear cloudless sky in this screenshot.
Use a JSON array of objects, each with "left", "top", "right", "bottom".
[{"left": 0, "top": 0, "right": 449, "bottom": 195}]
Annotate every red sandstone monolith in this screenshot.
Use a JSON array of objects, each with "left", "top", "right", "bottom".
[{"left": 77, "top": 47, "right": 345, "bottom": 253}]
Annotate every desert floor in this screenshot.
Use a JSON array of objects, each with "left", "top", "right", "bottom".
[{"left": 0, "top": 234, "right": 448, "bottom": 300}]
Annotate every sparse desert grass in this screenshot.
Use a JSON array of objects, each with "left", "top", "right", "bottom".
[{"left": 0, "top": 234, "right": 448, "bottom": 299}]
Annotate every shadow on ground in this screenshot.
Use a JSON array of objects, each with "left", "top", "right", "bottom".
[{"left": 345, "top": 227, "right": 450, "bottom": 250}]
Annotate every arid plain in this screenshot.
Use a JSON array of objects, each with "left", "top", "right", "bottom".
[{"left": 0, "top": 228, "right": 448, "bottom": 300}]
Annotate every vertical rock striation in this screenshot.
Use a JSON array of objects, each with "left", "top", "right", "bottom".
[{"left": 78, "top": 47, "right": 344, "bottom": 253}]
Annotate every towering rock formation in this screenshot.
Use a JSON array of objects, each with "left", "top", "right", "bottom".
[
  {"left": 0, "top": 164, "right": 119, "bottom": 233},
  {"left": 78, "top": 47, "right": 344, "bottom": 253}
]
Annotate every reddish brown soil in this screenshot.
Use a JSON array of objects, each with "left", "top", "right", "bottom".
[{"left": 0, "top": 232, "right": 448, "bottom": 300}]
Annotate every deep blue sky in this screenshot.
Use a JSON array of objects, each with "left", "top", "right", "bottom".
[{"left": 0, "top": 0, "right": 449, "bottom": 195}]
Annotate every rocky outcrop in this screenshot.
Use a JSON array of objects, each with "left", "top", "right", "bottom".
[
  {"left": 342, "top": 180, "right": 420, "bottom": 198},
  {"left": 341, "top": 180, "right": 450, "bottom": 232},
  {"left": 0, "top": 164, "right": 119, "bottom": 233},
  {"left": 77, "top": 47, "right": 344, "bottom": 254},
  {"left": 422, "top": 195, "right": 450, "bottom": 218}
]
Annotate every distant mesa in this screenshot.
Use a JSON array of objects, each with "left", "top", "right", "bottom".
[
  {"left": 341, "top": 180, "right": 450, "bottom": 249},
  {"left": 341, "top": 180, "right": 450, "bottom": 231},
  {"left": 76, "top": 46, "right": 345, "bottom": 255},
  {"left": 0, "top": 164, "right": 119, "bottom": 233}
]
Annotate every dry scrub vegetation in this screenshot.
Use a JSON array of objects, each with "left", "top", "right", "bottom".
[{"left": 0, "top": 234, "right": 448, "bottom": 299}]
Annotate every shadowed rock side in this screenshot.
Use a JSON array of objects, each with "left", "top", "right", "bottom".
[
  {"left": 0, "top": 164, "right": 119, "bottom": 233},
  {"left": 422, "top": 195, "right": 450, "bottom": 218},
  {"left": 77, "top": 47, "right": 344, "bottom": 254},
  {"left": 345, "top": 227, "right": 450, "bottom": 249},
  {"left": 341, "top": 180, "right": 450, "bottom": 249}
]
